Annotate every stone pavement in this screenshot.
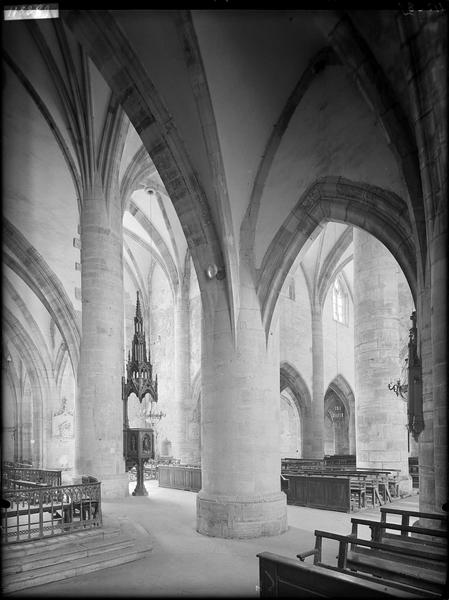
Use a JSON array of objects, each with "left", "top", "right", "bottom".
[{"left": 8, "top": 482, "right": 419, "bottom": 598}]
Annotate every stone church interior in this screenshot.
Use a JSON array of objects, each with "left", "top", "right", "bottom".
[{"left": 2, "top": 7, "right": 447, "bottom": 598}]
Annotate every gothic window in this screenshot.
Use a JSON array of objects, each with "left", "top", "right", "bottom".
[
  {"left": 332, "top": 276, "right": 348, "bottom": 325},
  {"left": 288, "top": 278, "right": 295, "bottom": 301}
]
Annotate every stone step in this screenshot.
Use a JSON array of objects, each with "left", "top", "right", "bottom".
[
  {"left": 3, "top": 538, "right": 152, "bottom": 594},
  {"left": 2, "top": 534, "right": 135, "bottom": 575},
  {"left": 3, "top": 526, "right": 122, "bottom": 558}
]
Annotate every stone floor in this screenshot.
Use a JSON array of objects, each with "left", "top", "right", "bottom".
[{"left": 8, "top": 481, "right": 419, "bottom": 598}]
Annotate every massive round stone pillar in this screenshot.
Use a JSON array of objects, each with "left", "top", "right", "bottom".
[
  {"left": 76, "top": 176, "right": 128, "bottom": 498},
  {"left": 310, "top": 303, "right": 324, "bottom": 458},
  {"left": 197, "top": 280, "right": 287, "bottom": 538},
  {"left": 353, "top": 229, "right": 410, "bottom": 493}
]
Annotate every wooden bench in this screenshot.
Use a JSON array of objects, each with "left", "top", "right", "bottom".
[
  {"left": 324, "top": 467, "right": 399, "bottom": 501},
  {"left": 257, "top": 551, "right": 429, "bottom": 597},
  {"left": 283, "top": 467, "right": 395, "bottom": 508},
  {"left": 350, "top": 517, "right": 448, "bottom": 557},
  {"left": 380, "top": 506, "right": 447, "bottom": 529},
  {"left": 324, "top": 469, "right": 393, "bottom": 504},
  {"left": 283, "top": 474, "right": 352, "bottom": 512},
  {"left": 297, "top": 529, "right": 446, "bottom": 596}
]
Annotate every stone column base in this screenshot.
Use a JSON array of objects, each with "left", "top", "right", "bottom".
[
  {"left": 196, "top": 491, "right": 287, "bottom": 538},
  {"left": 96, "top": 473, "right": 129, "bottom": 500}
]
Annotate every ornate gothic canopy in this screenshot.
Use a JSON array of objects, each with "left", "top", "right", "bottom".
[{"left": 123, "top": 291, "right": 158, "bottom": 402}]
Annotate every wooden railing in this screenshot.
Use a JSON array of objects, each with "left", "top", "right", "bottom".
[
  {"left": 158, "top": 465, "right": 201, "bottom": 492},
  {"left": 281, "top": 458, "right": 324, "bottom": 471},
  {"left": 127, "top": 459, "right": 183, "bottom": 482},
  {"left": 2, "top": 466, "right": 62, "bottom": 488},
  {"left": 3, "top": 460, "right": 33, "bottom": 468},
  {"left": 281, "top": 459, "right": 401, "bottom": 511},
  {"left": 1, "top": 481, "right": 102, "bottom": 544},
  {"left": 324, "top": 454, "right": 356, "bottom": 467}
]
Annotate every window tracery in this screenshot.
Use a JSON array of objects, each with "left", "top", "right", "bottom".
[{"left": 332, "top": 276, "right": 348, "bottom": 325}]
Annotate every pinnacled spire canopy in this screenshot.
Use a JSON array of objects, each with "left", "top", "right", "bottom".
[
  {"left": 124, "top": 291, "right": 158, "bottom": 402},
  {"left": 135, "top": 290, "right": 143, "bottom": 324},
  {"left": 132, "top": 291, "right": 147, "bottom": 363}
]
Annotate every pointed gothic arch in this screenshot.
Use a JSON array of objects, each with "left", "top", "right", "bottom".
[
  {"left": 280, "top": 362, "right": 313, "bottom": 458},
  {"left": 3, "top": 219, "right": 80, "bottom": 376},
  {"left": 3, "top": 309, "right": 50, "bottom": 468},
  {"left": 61, "top": 10, "right": 229, "bottom": 327},
  {"left": 260, "top": 176, "right": 418, "bottom": 338},
  {"left": 325, "top": 374, "right": 356, "bottom": 455}
]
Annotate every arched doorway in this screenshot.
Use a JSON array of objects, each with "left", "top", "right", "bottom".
[
  {"left": 324, "top": 389, "right": 349, "bottom": 455},
  {"left": 280, "top": 362, "right": 312, "bottom": 457},
  {"left": 280, "top": 388, "right": 301, "bottom": 458},
  {"left": 325, "top": 375, "right": 356, "bottom": 456}
]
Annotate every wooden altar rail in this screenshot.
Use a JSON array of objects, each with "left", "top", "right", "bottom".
[
  {"left": 158, "top": 465, "right": 201, "bottom": 492},
  {"left": 2, "top": 466, "right": 62, "bottom": 489},
  {"left": 1, "top": 481, "right": 102, "bottom": 544}
]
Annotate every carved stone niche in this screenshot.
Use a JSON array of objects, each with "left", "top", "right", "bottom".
[{"left": 124, "top": 428, "right": 154, "bottom": 469}]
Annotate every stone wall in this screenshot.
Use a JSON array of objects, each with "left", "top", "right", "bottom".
[
  {"left": 322, "top": 277, "right": 355, "bottom": 394},
  {"left": 280, "top": 389, "right": 301, "bottom": 457},
  {"left": 148, "top": 263, "right": 175, "bottom": 457},
  {"left": 279, "top": 268, "right": 313, "bottom": 392}
]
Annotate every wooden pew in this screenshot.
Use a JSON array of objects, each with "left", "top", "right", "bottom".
[
  {"left": 297, "top": 529, "right": 446, "bottom": 596},
  {"left": 350, "top": 517, "right": 448, "bottom": 557},
  {"left": 257, "top": 551, "right": 430, "bottom": 598},
  {"left": 323, "top": 468, "right": 394, "bottom": 504},
  {"left": 282, "top": 467, "right": 396, "bottom": 507},
  {"left": 380, "top": 506, "right": 447, "bottom": 529},
  {"left": 283, "top": 473, "right": 352, "bottom": 512},
  {"left": 283, "top": 469, "right": 383, "bottom": 510},
  {"left": 320, "top": 467, "right": 399, "bottom": 501}
]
